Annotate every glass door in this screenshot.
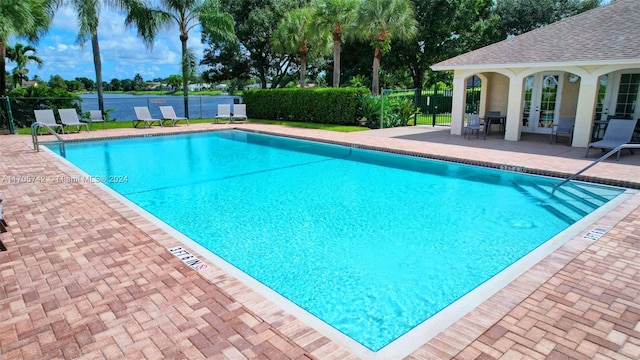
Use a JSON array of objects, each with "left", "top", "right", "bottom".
[
  {"left": 538, "top": 74, "right": 560, "bottom": 131},
  {"left": 521, "top": 76, "right": 534, "bottom": 131},
  {"left": 521, "top": 73, "right": 563, "bottom": 134},
  {"left": 614, "top": 73, "right": 640, "bottom": 119}
]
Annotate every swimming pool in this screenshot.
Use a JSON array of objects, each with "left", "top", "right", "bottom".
[{"left": 50, "top": 130, "right": 624, "bottom": 352}]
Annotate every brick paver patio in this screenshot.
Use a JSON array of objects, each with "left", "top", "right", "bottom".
[{"left": 1, "top": 123, "right": 639, "bottom": 359}]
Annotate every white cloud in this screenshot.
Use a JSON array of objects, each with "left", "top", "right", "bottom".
[{"left": 29, "top": 4, "right": 208, "bottom": 82}]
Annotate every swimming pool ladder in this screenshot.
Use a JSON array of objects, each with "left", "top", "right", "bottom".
[
  {"left": 552, "top": 143, "right": 640, "bottom": 194},
  {"left": 31, "top": 122, "right": 66, "bottom": 158}
]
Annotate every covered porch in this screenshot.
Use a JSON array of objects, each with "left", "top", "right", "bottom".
[{"left": 431, "top": 0, "right": 640, "bottom": 148}]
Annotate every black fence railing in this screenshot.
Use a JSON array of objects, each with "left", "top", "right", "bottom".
[
  {"left": 6, "top": 94, "right": 243, "bottom": 128},
  {"left": 383, "top": 86, "right": 454, "bottom": 127},
  {"left": 0, "top": 97, "right": 15, "bottom": 134}
]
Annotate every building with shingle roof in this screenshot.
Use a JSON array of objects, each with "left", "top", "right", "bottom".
[{"left": 431, "top": 0, "right": 640, "bottom": 148}]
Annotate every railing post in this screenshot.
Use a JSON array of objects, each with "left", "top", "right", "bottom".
[{"left": 432, "top": 84, "right": 438, "bottom": 127}]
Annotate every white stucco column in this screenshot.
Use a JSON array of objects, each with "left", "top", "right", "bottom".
[
  {"left": 572, "top": 74, "right": 599, "bottom": 147},
  {"left": 504, "top": 76, "right": 524, "bottom": 141},
  {"left": 450, "top": 73, "right": 466, "bottom": 136}
]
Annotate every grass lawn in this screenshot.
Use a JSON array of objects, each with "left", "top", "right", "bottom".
[{"left": 16, "top": 118, "right": 368, "bottom": 134}]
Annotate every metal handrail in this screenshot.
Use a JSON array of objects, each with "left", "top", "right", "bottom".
[
  {"left": 31, "top": 122, "right": 66, "bottom": 157},
  {"left": 552, "top": 143, "right": 640, "bottom": 194}
]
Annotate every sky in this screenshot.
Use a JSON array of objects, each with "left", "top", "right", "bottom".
[{"left": 9, "top": 5, "right": 207, "bottom": 83}]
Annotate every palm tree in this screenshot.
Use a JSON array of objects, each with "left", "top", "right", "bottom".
[
  {"left": 6, "top": 43, "right": 43, "bottom": 88},
  {"left": 354, "top": 0, "right": 417, "bottom": 95},
  {"left": 272, "top": 8, "right": 330, "bottom": 88},
  {"left": 311, "top": 0, "right": 358, "bottom": 88},
  {"left": 130, "top": 0, "right": 235, "bottom": 118},
  {"left": 0, "top": 0, "right": 54, "bottom": 95},
  {"left": 62, "top": 0, "right": 153, "bottom": 117}
]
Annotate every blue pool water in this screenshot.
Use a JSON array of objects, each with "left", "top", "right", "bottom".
[{"left": 51, "top": 130, "right": 624, "bottom": 351}]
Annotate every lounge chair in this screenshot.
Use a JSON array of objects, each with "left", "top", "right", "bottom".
[
  {"left": 34, "top": 109, "right": 64, "bottom": 134},
  {"left": 214, "top": 104, "right": 231, "bottom": 124},
  {"left": 159, "top": 106, "right": 189, "bottom": 126},
  {"left": 550, "top": 117, "right": 574, "bottom": 144},
  {"left": 88, "top": 110, "right": 107, "bottom": 129},
  {"left": 133, "top": 106, "right": 163, "bottom": 128},
  {"left": 464, "top": 114, "right": 481, "bottom": 139},
  {"left": 585, "top": 119, "right": 638, "bottom": 160},
  {"left": 231, "top": 104, "right": 247, "bottom": 123},
  {"left": 58, "top": 109, "right": 90, "bottom": 133}
]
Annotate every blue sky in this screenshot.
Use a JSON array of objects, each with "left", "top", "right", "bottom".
[{"left": 11, "top": 5, "right": 207, "bottom": 83}]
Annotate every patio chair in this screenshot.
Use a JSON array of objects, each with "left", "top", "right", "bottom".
[
  {"left": 58, "top": 109, "right": 90, "bottom": 133},
  {"left": 214, "top": 104, "right": 231, "bottom": 124},
  {"left": 159, "top": 105, "right": 189, "bottom": 126},
  {"left": 550, "top": 117, "right": 574, "bottom": 144},
  {"left": 231, "top": 104, "right": 247, "bottom": 123},
  {"left": 464, "top": 114, "right": 482, "bottom": 140},
  {"left": 34, "top": 109, "right": 64, "bottom": 134},
  {"left": 0, "top": 195, "right": 6, "bottom": 233},
  {"left": 485, "top": 111, "right": 504, "bottom": 135},
  {"left": 88, "top": 110, "right": 107, "bottom": 129},
  {"left": 133, "top": 106, "right": 163, "bottom": 128},
  {"left": 585, "top": 119, "right": 638, "bottom": 160}
]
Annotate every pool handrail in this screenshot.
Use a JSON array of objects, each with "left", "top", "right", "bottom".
[
  {"left": 31, "top": 122, "right": 66, "bottom": 158},
  {"left": 552, "top": 143, "right": 640, "bottom": 194}
]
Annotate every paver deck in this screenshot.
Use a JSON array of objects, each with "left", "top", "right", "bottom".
[{"left": 1, "top": 123, "right": 639, "bottom": 359}]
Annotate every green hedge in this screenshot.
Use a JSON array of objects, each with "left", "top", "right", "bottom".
[{"left": 242, "top": 88, "right": 370, "bottom": 125}]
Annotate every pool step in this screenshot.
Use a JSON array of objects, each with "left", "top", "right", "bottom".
[{"left": 512, "top": 181, "right": 613, "bottom": 224}]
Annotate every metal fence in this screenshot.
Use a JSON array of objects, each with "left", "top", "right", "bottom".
[
  {"left": 382, "top": 86, "right": 454, "bottom": 127},
  {"left": 0, "top": 97, "right": 15, "bottom": 134},
  {"left": 6, "top": 94, "right": 243, "bottom": 128}
]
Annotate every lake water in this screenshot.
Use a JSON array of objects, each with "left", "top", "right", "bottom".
[{"left": 79, "top": 93, "right": 243, "bottom": 121}]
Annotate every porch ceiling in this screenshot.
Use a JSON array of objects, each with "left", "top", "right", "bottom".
[{"left": 432, "top": 0, "right": 640, "bottom": 71}]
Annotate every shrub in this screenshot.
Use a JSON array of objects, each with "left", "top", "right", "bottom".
[
  {"left": 8, "top": 86, "right": 80, "bottom": 128},
  {"left": 242, "top": 88, "right": 370, "bottom": 125}
]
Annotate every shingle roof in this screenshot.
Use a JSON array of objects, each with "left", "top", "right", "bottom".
[{"left": 432, "top": 0, "right": 640, "bottom": 70}]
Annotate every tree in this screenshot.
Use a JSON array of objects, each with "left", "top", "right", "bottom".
[
  {"left": 311, "top": 0, "right": 358, "bottom": 87},
  {"left": 0, "top": 0, "right": 54, "bottom": 95},
  {"left": 62, "top": 0, "right": 151, "bottom": 117},
  {"left": 494, "top": 0, "right": 601, "bottom": 37},
  {"left": 109, "top": 78, "right": 122, "bottom": 91},
  {"left": 272, "top": 8, "right": 330, "bottom": 88},
  {"left": 131, "top": 0, "right": 235, "bottom": 118},
  {"left": 354, "top": 0, "right": 418, "bottom": 95},
  {"left": 206, "top": 0, "right": 297, "bottom": 89},
  {"left": 133, "top": 73, "right": 144, "bottom": 91},
  {"left": 384, "top": 0, "right": 498, "bottom": 91},
  {"left": 6, "top": 42, "right": 43, "bottom": 87},
  {"left": 75, "top": 77, "right": 95, "bottom": 91},
  {"left": 65, "top": 79, "right": 84, "bottom": 92},
  {"left": 48, "top": 74, "right": 67, "bottom": 90},
  {"left": 121, "top": 78, "right": 134, "bottom": 91},
  {"left": 201, "top": 41, "right": 251, "bottom": 84},
  {"left": 165, "top": 74, "right": 183, "bottom": 90}
]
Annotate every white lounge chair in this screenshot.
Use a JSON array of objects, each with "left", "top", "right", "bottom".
[
  {"left": 133, "top": 106, "right": 163, "bottom": 128},
  {"left": 214, "top": 104, "right": 231, "bottom": 124},
  {"left": 159, "top": 106, "right": 189, "bottom": 126},
  {"left": 231, "top": 104, "right": 247, "bottom": 123},
  {"left": 88, "top": 110, "right": 107, "bottom": 129},
  {"left": 34, "top": 109, "right": 64, "bottom": 134},
  {"left": 585, "top": 119, "right": 638, "bottom": 160},
  {"left": 58, "top": 109, "right": 90, "bottom": 133}
]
